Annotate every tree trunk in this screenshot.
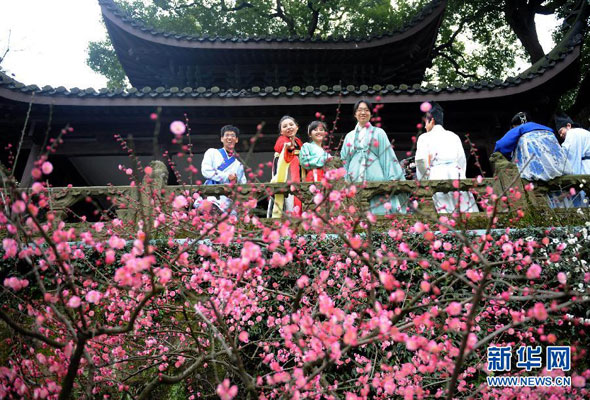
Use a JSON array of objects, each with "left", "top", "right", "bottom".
[
  {"left": 58, "top": 337, "right": 87, "bottom": 400},
  {"left": 504, "top": 0, "right": 546, "bottom": 63}
]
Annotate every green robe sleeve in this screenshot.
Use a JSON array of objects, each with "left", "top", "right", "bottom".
[
  {"left": 376, "top": 128, "right": 405, "bottom": 181},
  {"left": 340, "top": 131, "right": 353, "bottom": 165},
  {"left": 300, "top": 143, "right": 328, "bottom": 169}
]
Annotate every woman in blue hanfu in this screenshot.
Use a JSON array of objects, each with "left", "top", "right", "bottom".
[
  {"left": 340, "top": 100, "right": 406, "bottom": 215},
  {"left": 299, "top": 120, "right": 331, "bottom": 182},
  {"left": 494, "top": 112, "right": 572, "bottom": 181}
]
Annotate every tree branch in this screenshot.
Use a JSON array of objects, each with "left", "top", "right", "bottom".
[
  {"left": 221, "top": 0, "right": 254, "bottom": 12},
  {"left": 306, "top": 0, "right": 321, "bottom": 37},
  {"left": 534, "top": 0, "right": 567, "bottom": 15},
  {"left": 95, "top": 286, "right": 163, "bottom": 335},
  {"left": 271, "top": 0, "right": 296, "bottom": 35},
  {"left": 0, "top": 308, "right": 66, "bottom": 348},
  {"left": 0, "top": 29, "right": 10, "bottom": 65},
  {"left": 434, "top": 51, "right": 478, "bottom": 80}
]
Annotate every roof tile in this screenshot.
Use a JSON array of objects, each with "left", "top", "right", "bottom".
[{"left": 98, "top": 0, "right": 445, "bottom": 45}]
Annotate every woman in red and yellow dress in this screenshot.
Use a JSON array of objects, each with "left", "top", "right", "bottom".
[{"left": 267, "top": 115, "right": 304, "bottom": 218}]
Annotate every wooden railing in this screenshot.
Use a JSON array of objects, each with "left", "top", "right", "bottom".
[{"left": 36, "top": 157, "right": 590, "bottom": 227}]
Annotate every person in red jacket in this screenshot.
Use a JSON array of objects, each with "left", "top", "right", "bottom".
[{"left": 267, "top": 115, "right": 304, "bottom": 218}]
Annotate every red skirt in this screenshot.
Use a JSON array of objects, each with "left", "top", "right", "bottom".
[{"left": 305, "top": 168, "right": 324, "bottom": 182}]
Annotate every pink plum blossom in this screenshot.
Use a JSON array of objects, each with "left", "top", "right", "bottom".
[
  {"left": 173, "top": 195, "right": 188, "bottom": 209},
  {"left": 3, "top": 277, "right": 29, "bottom": 291},
  {"left": 67, "top": 296, "right": 81, "bottom": 308},
  {"left": 446, "top": 302, "right": 462, "bottom": 316},
  {"left": 170, "top": 121, "right": 186, "bottom": 135},
  {"left": 41, "top": 161, "right": 53, "bottom": 175},
  {"left": 85, "top": 290, "right": 102, "bottom": 304},
  {"left": 420, "top": 102, "right": 432, "bottom": 112},
  {"left": 216, "top": 379, "right": 238, "bottom": 400}
]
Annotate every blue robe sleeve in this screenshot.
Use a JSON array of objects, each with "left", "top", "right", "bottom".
[
  {"left": 494, "top": 122, "right": 554, "bottom": 158},
  {"left": 494, "top": 125, "right": 524, "bottom": 158}
]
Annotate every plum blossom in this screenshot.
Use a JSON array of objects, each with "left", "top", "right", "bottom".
[
  {"left": 170, "top": 121, "right": 186, "bottom": 136},
  {"left": 11, "top": 201, "right": 26, "bottom": 214},
  {"left": 296, "top": 275, "right": 309, "bottom": 288},
  {"left": 85, "top": 290, "right": 102, "bottom": 304},
  {"left": 238, "top": 331, "right": 249, "bottom": 343},
  {"left": 108, "top": 235, "right": 126, "bottom": 250},
  {"left": 2, "top": 239, "right": 18, "bottom": 258},
  {"left": 445, "top": 302, "right": 462, "bottom": 316},
  {"left": 531, "top": 303, "right": 548, "bottom": 320},
  {"left": 572, "top": 375, "right": 586, "bottom": 387},
  {"left": 420, "top": 102, "right": 432, "bottom": 112},
  {"left": 3, "top": 277, "right": 29, "bottom": 291},
  {"left": 173, "top": 195, "right": 188, "bottom": 209},
  {"left": 526, "top": 264, "right": 542, "bottom": 279},
  {"left": 217, "top": 379, "right": 238, "bottom": 400},
  {"left": 41, "top": 161, "right": 53, "bottom": 175},
  {"left": 67, "top": 296, "right": 81, "bottom": 308},
  {"left": 465, "top": 269, "right": 483, "bottom": 282}
]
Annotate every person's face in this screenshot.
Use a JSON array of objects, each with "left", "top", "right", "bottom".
[
  {"left": 558, "top": 123, "right": 572, "bottom": 139},
  {"left": 310, "top": 124, "right": 327, "bottom": 144},
  {"left": 280, "top": 118, "right": 298, "bottom": 138},
  {"left": 221, "top": 130, "right": 238, "bottom": 151},
  {"left": 355, "top": 102, "right": 372, "bottom": 126}
]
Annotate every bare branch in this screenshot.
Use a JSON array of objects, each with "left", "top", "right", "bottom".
[
  {"left": 0, "top": 308, "right": 66, "bottom": 348},
  {"left": 271, "top": 0, "right": 296, "bottom": 35},
  {"left": 0, "top": 29, "right": 10, "bottom": 65}
]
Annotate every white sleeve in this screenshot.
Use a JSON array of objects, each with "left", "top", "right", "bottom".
[
  {"left": 415, "top": 134, "right": 427, "bottom": 162},
  {"left": 456, "top": 136, "right": 467, "bottom": 173},
  {"left": 238, "top": 163, "right": 247, "bottom": 184},
  {"left": 201, "top": 149, "right": 230, "bottom": 182}
]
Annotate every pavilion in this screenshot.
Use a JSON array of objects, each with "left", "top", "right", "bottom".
[{"left": 0, "top": 0, "right": 587, "bottom": 187}]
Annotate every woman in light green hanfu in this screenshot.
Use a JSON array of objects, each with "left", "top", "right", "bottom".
[
  {"left": 300, "top": 121, "right": 331, "bottom": 182},
  {"left": 340, "top": 100, "right": 407, "bottom": 215}
]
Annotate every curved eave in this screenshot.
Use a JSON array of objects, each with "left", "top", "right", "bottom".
[
  {"left": 0, "top": 45, "right": 579, "bottom": 107},
  {"left": 0, "top": 45, "right": 580, "bottom": 107},
  {"left": 1, "top": 0, "right": 586, "bottom": 110},
  {"left": 99, "top": 0, "right": 447, "bottom": 51}
]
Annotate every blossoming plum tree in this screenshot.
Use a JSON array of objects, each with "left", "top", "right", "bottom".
[{"left": 0, "top": 112, "right": 589, "bottom": 400}]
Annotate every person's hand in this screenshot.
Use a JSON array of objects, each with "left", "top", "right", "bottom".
[{"left": 228, "top": 173, "right": 237, "bottom": 182}]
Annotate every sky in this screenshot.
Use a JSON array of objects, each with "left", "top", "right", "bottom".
[{"left": 0, "top": 0, "right": 561, "bottom": 89}]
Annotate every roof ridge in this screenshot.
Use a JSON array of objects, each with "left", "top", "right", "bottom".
[{"left": 98, "top": 0, "right": 446, "bottom": 43}]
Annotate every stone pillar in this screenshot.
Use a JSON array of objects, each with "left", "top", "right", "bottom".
[
  {"left": 136, "top": 160, "right": 169, "bottom": 224},
  {"left": 490, "top": 152, "right": 529, "bottom": 211}
]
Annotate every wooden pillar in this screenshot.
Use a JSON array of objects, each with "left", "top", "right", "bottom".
[{"left": 19, "top": 119, "right": 40, "bottom": 188}]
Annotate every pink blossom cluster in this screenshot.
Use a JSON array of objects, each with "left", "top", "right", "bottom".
[{"left": 0, "top": 149, "right": 589, "bottom": 400}]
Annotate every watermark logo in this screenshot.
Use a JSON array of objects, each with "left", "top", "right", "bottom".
[
  {"left": 546, "top": 346, "right": 570, "bottom": 371},
  {"left": 487, "top": 346, "right": 512, "bottom": 372},
  {"left": 516, "top": 346, "right": 542, "bottom": 371},
  {"left": 486, "top": 345, "right": 571, "bottom": 387}
]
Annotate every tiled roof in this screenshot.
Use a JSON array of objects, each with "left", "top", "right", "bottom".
[
  {"left": 98, "top": 0, "right": 446, "bottom": 45},
  {"left": 0, "top": 0, "right": 586, "bottom": 105},
  {"left": 0, "top": 34, "right": 582, "bottom": 103}
]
